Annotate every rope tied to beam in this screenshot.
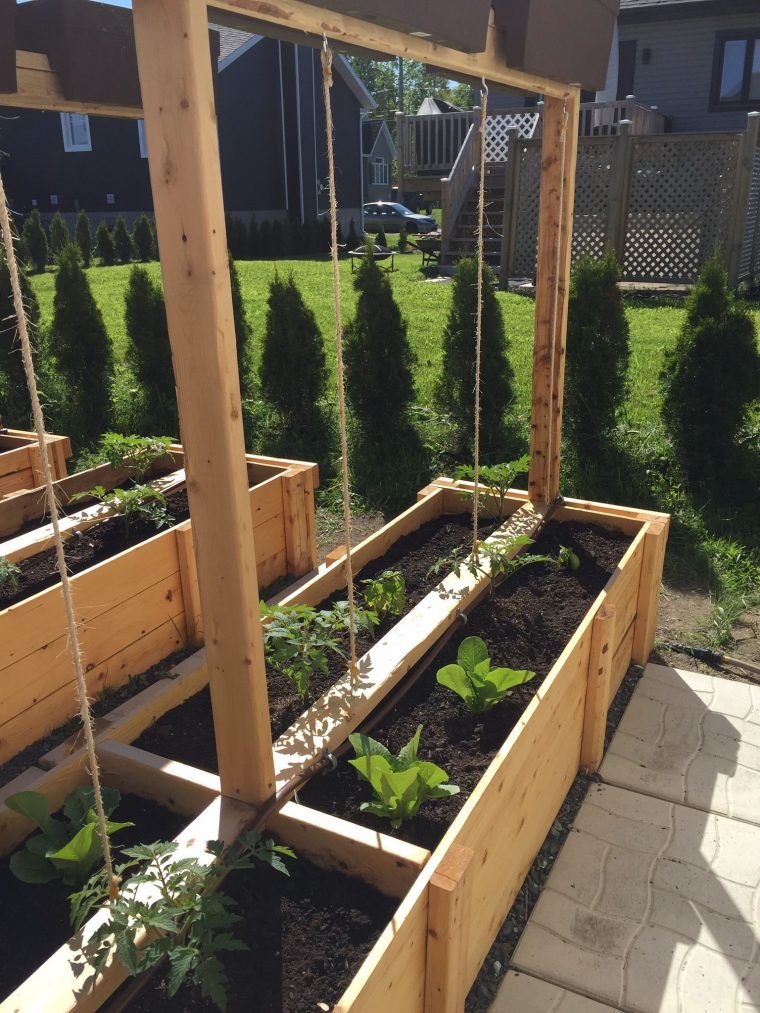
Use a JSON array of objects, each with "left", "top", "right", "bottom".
[
  {"left": 0, "top": 172, "right": 120, "bottom": 900},
  {"left": 321, "top": 38, "right": 358, "bottom": 677},
  {"left": 471, "top": 80, "right": 489, "bottom": 559}
]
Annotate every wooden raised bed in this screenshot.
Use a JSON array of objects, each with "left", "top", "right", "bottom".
[
  {"left": 0, "top": 447, "right": 318, "bottom": 767},
  {"left": 0, "top": 428, "right": 70, "bottom": 500}
]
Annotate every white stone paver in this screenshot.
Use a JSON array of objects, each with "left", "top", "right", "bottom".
[
  {"left": 491, "top": 971, "right": 621, "bottom": 1011},
  {"left": 600, "top": 665, "right": 760, "bottom": 824},
  {"left": 511, "top": 782, "right": 760, "bottom": 1012}
]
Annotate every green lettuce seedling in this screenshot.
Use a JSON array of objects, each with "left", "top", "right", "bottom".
[
  {"left": 437, "top": 636, "right": 536, "bottom": 713},
  {"left": 348, "top": 724, "right": 459, "bottom": 829}
]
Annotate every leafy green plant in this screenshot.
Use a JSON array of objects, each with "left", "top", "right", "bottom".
[
  {"left": 436, "top": 636, "right": 535, "bottom": 713},
  {"left": 100, "top": 433, "right": 173, "bottom": 481},
  {"left": 96, "top": 221, "right": 115, "bottom": 266},
  {"left": 427, "top": 534, "right": 541, "bottom": 582},
  {"left": 75, "top": 209, "right": 93, "bottom": 268},
  {"left": 73, "top": 484, "right": 172, "bottom": 541},
  {"left": 72, "top": 832, "right": 295, "bottom": 1010},
  {"left": 349, "top": 725, "right": 459, "bottom": 829},
  {"left": 0, "top": 555, "right": 21, "bottom": 595},
  {"left": 454, "top": 455, "right": 531, "bottom": 522},
  {"left": 557, "top": 545, "right": 581, "bottom": 571},
  {"left": 360, "top": 569, "right": 405, "bottom": 622},
  {"left": 6, "top": 786, "right": 131, "bottom": 887}
]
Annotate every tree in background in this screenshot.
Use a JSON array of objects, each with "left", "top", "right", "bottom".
[
  {"left": 348, "top": 57, "right": 471, "bottom": 121},
  {"left": 45, "top": 245, "right": 113, "bottom": 446},
  {"left": 75, "top": 210, "right": 93, "bottom": 268},
  {"left": 225, "top": 216, "right": 248, "bottom": 260},
  {"left": 0, "top": 249, "right": 40, "bottom": 426},
  {"left": 228, "top": 252, "right": 253, "bottom": 401},
  {"left": 49, "top": 213, "right": 71, "bottom": 261},
  {"left": 132, "top": 215, "right": 153, "bottom": 262},
  {"left": 258, "top": 220, "right": 272, "bottom": 259},
  {"left": 270, "top": 220, "right": 284, "bottom": 258},
  {"left": 124, "top": 266, "right": 177, "bottom": 435},
  {"left": 249, "top": 217, "right": 260, "bottom": 260},
  {"left": 436, "top": 257, "right": 515, "bottom": 460},
  {"left": 346, "top": 218, "right": 360, "bottom": 252},
  {"left": 113, "top": 217, "right": 134, "bottom": 264},
  {"left": 22, "top": 210, "right": 48, "bottom": 273},
  {"left": 96, "top": 222, "right": 116, "bottom": 266}
]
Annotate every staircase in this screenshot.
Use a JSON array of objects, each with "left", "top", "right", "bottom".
[{"left": 442, "top": 162, "right": 507, "bottom": 270}]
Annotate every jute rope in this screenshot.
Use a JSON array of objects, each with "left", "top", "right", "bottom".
[
  {"left": 321, "top": 39, "right": 357, "bottom": 675},
  {"left": 471, "top": 81, "right": 489, "bottom": 558},
  {"left": 0, "top": 173, "right": 120, "bottom": 899}
]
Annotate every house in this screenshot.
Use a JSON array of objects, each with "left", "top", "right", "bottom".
[
  {"left": 617, "top": 0, "right": 760, "bottom": 132},
  {"left": 362, "top": 119, "right": 397, "bottom": 202},
  {"left": 0, "top": 23, "right": 376, "bottom": 229}
]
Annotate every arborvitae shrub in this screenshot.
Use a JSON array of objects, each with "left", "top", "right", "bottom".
[
  {"left": 398, "top": 225, "right": 408, "bottom": 253},
  {"left": 258, "top": 220, "right": 272, "bottom": 258},
  {"left": 225, "top": 216, "right": 248, "bottom": 261},
  {"left": 228, "top": 253, "right": 253, "bottom": 400},
  {"left": 124, "top": 266, "right": 177, "bottom": 435},
  {"left": 270, "top": 220, "right": 284, "bottom": 257},
  {"left": 49, "top": 212, "right": 71, "bottom": 260},
  {"left": 375, "top": 224, "right": 387, "bottom": 248},
  {"left": 660, "top": 257, "right": 760, "bottom": 483},
  {"left": 46, "top": 245, "right": 113, "bottom": 446},
  {"left": 0, "top": 250, "right": 40, "bottom": 426},
  {"left": 249, "top": 217, "right": 260, "bottom": 259},
  {"left": 436, "top": 257, "right": 515, "bottom": 459},
  {"left": 96, "top": 222, "right": 115, "bottom": 266},
  {"left": 75, "top": 210, "right": 93, "bottom": 268},
  {"left": 132, "top": 214, "right": 153, "bottom": 262},
  {"left": 22, "top": 210, "right": 48, "bottom": 273},
  {"left": 346, "top": 218, "right": 359, "bottom": 252},
  {"left": 150, "top": 219, "right": 160, "bottom": 260},
  {"left": 113, "top": 217, "right": 134, "bottom": 264},
  {"left": 565, "top": 251, "right": 630, "bottom": 455}
]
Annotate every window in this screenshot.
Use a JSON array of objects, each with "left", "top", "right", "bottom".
[
  {"left": 712, "top": 32, "right": 760, "bottom": 108},
  {"left": 49, "top": 195, "right": 58, "bottom": 206},
  {"left": 372, "top": 157, "right": 389, "bottom": 186},
  {"left": 137, "top": 120, "right": 148, "bottom": 159},
  {"left": 106, "top": 193, "right": 115, "bottom": 205},
  {"left": 60, "top": 112, "right": 92, "bottom": 152}
]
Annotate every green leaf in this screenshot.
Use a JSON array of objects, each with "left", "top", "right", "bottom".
[
  {"left": 9, "top": 848, "right": 57, "bottom": 884},
  {"left": 167, "top": 946, "right": 197, "bottom": 996},
  {"left": 6, "top": 791, "right": 51, "bottom": 833},
  {"left": 349, "top": 731, "right": 394, "bottom": 763},
  {"left": 457, "top": 637, "right": 489, "bottom": 678},
  {"left": 487, "top": 667, "right": 536, "bottom": 692},
  {"left": 396, "top": 724, "right": 422, "bottom": 767},
  {"left": 436, "top": 664, "right": 475, "bottom": 706}
]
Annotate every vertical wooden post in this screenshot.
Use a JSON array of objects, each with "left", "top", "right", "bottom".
[
  {"left": 606, "top": 118, "right": 633, "bottom": 264},
  {"left": 132, "top": 0, "right": 275, "bottom": 805},
  {"left": 581, "top": 604, "right": 616, "bottom": 774},
  {"left": 528, "top": 90, "right": 580, "bottom": 504},
  {"left": 282, "top": 469, "right": 318, "bottom": 577},
  {"left": 176, "top": 522, "right": 203, "bottom": 646},
  {"left": 425, "top": 844, "right": 474, "bottom": 1013},
  {"left": 632, "top": 517, "right": 669, "bottom": 665},
  {"left": 727, "top": 111, "right": 760, "bottom": 287},
  {"left": 499, "top": 127, "right": 520, "bottom": 291}
]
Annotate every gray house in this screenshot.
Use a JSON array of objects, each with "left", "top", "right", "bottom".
[
  {"left": 362, "top": 119, "right": 397, "bottom": 202},
  {"left": 618, "top": 0, "right": 760, "bottom": 132}
]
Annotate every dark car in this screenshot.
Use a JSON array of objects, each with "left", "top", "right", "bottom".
[{"left": 363, "top": 202, "right": 437, "bottom": 235}]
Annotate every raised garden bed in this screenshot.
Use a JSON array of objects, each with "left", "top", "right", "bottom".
[
  {"left": 0, "top": 428, "right": 70, "bottom": 500},
  {"left": 0, "top": 446, "right": 318, "bottom": 768}
]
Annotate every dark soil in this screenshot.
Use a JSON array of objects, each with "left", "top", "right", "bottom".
[
  {"left": 0, "top": 491, "right": 191, "bottom": 609},
  {"left": 0, "top": 794, "right": 185, "bottom": 1002},
  {"left": 300, "top": 521, "right": 632, "bottom": 852},
  {"left": 130, "top": 846, "right": 398, "bottom": 1013},
  {"left": 135, "top": 513, "right": 497, "bottom": 765}
]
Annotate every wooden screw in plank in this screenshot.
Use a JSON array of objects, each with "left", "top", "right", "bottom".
[
  {"left": 132, "top": 0, "right": 274, "bottom": 805},
  {"left": 581, "top": 604, "right": 616, "bottom": 774},
  {"left": 425, "top": 844, "right": 474, "bottom": 1013}
]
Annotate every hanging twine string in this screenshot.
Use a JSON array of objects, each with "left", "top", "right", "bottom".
[
  {"left": 471, "top": 80, "right": 489, "bottom": 558},
  {"left": 549, "top": 96, "right": 569, "bottom": 495},
  {"left": 321, "top": 39, "right": 358, "bottom": 676},
  {"left": 0, "top": 173, "right": 120, "bottom": 899}
]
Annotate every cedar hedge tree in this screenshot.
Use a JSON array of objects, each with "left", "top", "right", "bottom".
[
  {"left": 375, "top": 224, "right": 387, "bottom": 248},
  {"left": 0, "top": 249, "right": 40, "bottom": 427},
  {"left": 49, "top": 212, "right": 71, "bottom": 260},
  {"left": 228, "top": 252, "right": 253, "bottom": 400},
  {"left": 225, "top": 215, "right": 248, "bottom": 261},
  {"left": 113, "top": 217, "right": 134, "bottom": 264},
  {"left": 22, "top": 210, "right": 48, "bottom": 273},
  {"left": 660, "top": 257, "right": 760, "bottom": 485},
  {"left": 565, "top": 251, "right": 630, "bottom": 455},
  {"left": 346, "top": 218, "right": 360, "bottom": 253},
  {"left": 75, "top": 210, "right": 93, "bottom": 268},
  {"left": 96, "top": 221, "right": 116, "bottom": 266},
  {"left": 132, "top": 215, "right": 154, "bottom": 262},
  {"left": 436, "top": 257, "right": 515, "bottom": 459},
  {"left": 46, "top": 245, "right": 114, "bottom": 447},
  {"left": 249, "top": 216, "right": 260, "bottom": 259},
  {"left": 124, "top": 266, "right": 177, "bottom": 436}
]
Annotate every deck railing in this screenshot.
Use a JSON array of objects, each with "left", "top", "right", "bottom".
[{"left": 441, "top": 121, "right": 480, "bottom": 246}]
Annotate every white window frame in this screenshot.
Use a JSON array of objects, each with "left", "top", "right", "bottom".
[
  {"left": 372, "top": 157, "right": 389, "bottom": 186},
  {"left": 60, "top": 112, "right": 92, "bottom": 152},
  {"left": 137, "top": 120, "right": 148, "bottom": 159}
]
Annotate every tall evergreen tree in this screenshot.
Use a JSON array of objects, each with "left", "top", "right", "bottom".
[
  {"left": 96, "top": 222, "right": 116, "bottom": 266},
  {"left": 124, "top": 266, "right": 177, "bottom": 434},
  {"left": 228, "top": 253, "right": 253, "bottom": 400},
  {"left": 22, "top": 210, "right": 48, "bottom": 273},
  {"left": 49, "top": 212, "right": 71, "bottom": 260},
  {"left": 0, "top": 250, "right": 40, "bottom": 426},
  {"left": 113, "top": 217, "right": 134, "bottom": 264},
  {"left": 132, "top": 214, "right": 153, "bottom": 262},
  {"left": 75, "top": 210, "right": 93, "bottom": 268}
]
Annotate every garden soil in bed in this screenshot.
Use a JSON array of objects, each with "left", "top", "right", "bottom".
[
  {"left": 130, "top": 846, "right": 398, "bottom": 1013},
  {"left": 300, "top": 520, "right": 632, "bottom": 852},
  {"left": 0, "top": 794, "right": 185, "bottom": 1001},
  {"left": 135, "top": 513, "right": 497, "bottom": 765}
]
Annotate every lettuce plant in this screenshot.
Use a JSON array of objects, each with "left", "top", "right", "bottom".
[{"left": 437, "top": 636, "right": 536, "bottom": 714}]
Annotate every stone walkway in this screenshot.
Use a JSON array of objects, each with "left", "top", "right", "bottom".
[{"left": 491, "top": 664, "right": 760, "bottom": 1012}]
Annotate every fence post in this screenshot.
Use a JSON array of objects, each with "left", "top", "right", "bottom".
[
  {"left": 606, "top": 119, "right": 634, "bottom": 265},
  {"left": 396, "top": 111, "right": 406, "bottom": 200},
  {"left": 727, "top": 111, "right": 760, "bottom": 287},
  {"left": 499, "top": 127, "right": 520, "bottom": 291}
]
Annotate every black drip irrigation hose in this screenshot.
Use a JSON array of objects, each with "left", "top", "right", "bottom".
[
  {"left": 662, "top": 641, "right": 760, "bottom": 679},
  {"left": 101, "top": 498, "right": 562, "bottom": 1010}
]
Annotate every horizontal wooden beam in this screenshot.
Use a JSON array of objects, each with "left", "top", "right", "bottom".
[
  {"left": 207, "top": 0, "right": 574, "bottom": 98},
  {"left": 0, "top": 50, "right": 143, "bottom": 117}
]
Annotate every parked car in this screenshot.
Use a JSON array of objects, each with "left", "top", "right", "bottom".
[{"left": 363, "top": 202, "right": 437, "bottom": 235}]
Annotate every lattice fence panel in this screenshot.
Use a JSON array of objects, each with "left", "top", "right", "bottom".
[
  {"left": 739, "top": 146, "right": 760, "bottom": 282},
  {"left": 572, "top": 140, "right": 614, "bottom": 262},
  {"left": 486, "top": 112, "right": 540, "bottom": 160},
  {"left": 624, "top": 135, "right": 740, "bottom": 283},
  {"left": 514, "top": 141, "right": 541, "bottom": 277}
]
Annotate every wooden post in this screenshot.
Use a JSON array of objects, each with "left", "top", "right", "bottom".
[
  {"left": 499, "top": 127, "right": 520, "bottom": 291},
  {"left": 727, "top": 111, "right": 760, "bottom": 287},
  {"left": 282, "top": 469, "right": 317, "bottom": 577},
  {"left": 632, "top": 517, "right": 669, "bottom": 665},
  {"left": 132, "top": 0, "right": 275, "bottom": 805},
  {"left": 176, "top": 522, "right": 203, "bottom": 646},
  {"left": 396, "top": 111, "right": 406, "bottom": 200},
  {"left": 528, "top": 90, "right": 580, "bottom": 504},
  {"left": 580, "top": 604, "right": 616, "bottom": 774},
  {"left": 606, "top": 118, "right": 633, "bottom": 264},
  {"left": 425, "top": 844, "right": 474, "bottom": 1013}
]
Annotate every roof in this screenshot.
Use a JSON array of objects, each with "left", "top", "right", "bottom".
[
  {"left": 416, "top": 97, "right": 465, "bottom": 115},
  {"left": 215, "top": 25, "right": 259, "bottom": 64},
  {"left": 620, "top": 0, "right": 755, "bottom": 13},
  {"left": 362, "top": 119, "right": 397, "bottom": 157}
]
